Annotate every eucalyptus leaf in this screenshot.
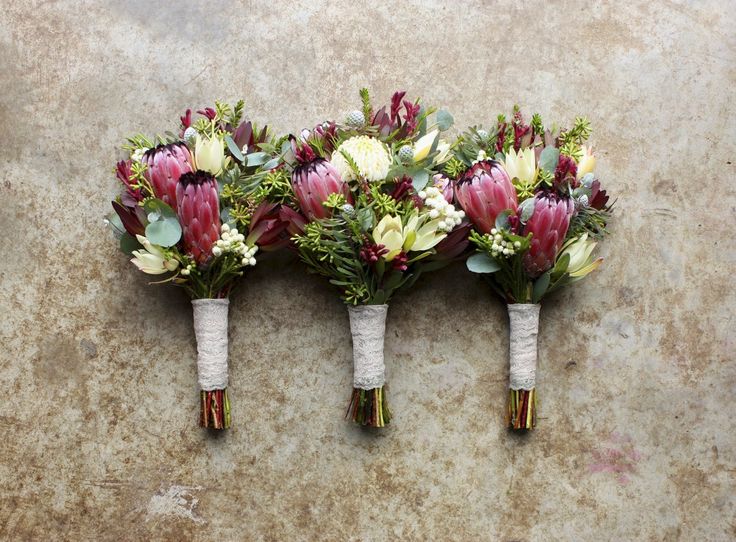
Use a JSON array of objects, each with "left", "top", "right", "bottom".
[
  {"left": 120, "top": 232, "right": 142, "bottom": 255},
  {"left": 143, "top": 198, "right": 177, "bottom": 219},
  {"left": 246, "top": 152, "right": 269, "bottom": 167},
  {"left": 495, "top": 210, "right": 511, "bottom": 231},
  {"left": 519, "top": 198, "right": 535, "bottom": 223},
  {"left": 107, "top": 212, "right": 125, "bottom": 236},
  {"left": 357, "top": 207, "right": 374, "bottom": 231},
  {"left": 262, "top": 157, "right": 280, "bottom": 171},
  {"left": 539, "top": 146, "right": 560, "bottom": 173},
  {"left": 581, "top": 173, "right": 595, "bottom": 187},
  {"left": 411, "top": 170, "right": 430, "bottom": 191},
  {"left": 436, "top": 109, "right": 454, "bottom": 131},
  {"left": 145, "top": 218, "right": 181, "bottom": 247},
  {"left": 532, "top": 271, "right": 551, "bottom": 303},
  {"left": 225, "top": 135, "right": 245, "bottom": 163},
  {"left": 466, "top": 253, "right": 500, "bottom": 274}
]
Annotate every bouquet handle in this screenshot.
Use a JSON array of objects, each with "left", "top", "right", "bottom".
[
  {"left": 192, "top": 299, "right": 231, "bottom": 429},
  {"left": 507, "top": 303, "right": 540, "bottom": 430}
]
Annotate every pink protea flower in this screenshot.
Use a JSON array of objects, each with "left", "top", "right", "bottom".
[
  {"left": 455, "top": 160, "right": 518, "bottom": 234},
  {"left": 291, "top": 138, "right": 352, "bottom": 220},
  {"left": 176, "top": 171, "right": 221, "bottom": 265},
  {"left": 142, "top": 143, "right": 195, "bottom": 207},
  {"left": 522, "top": 193, "right": 575, "bottom": 277}
]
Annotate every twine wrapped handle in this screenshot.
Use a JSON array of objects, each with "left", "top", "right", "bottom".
[
  {"left": 348, "top": 304, "right": 388, "bottom": 390},
  {"left": 508, "top": 303, "right": 540, "bottom": 390},
  {"left": 192, "top": 299, "right": 230, "bottom": 391}
]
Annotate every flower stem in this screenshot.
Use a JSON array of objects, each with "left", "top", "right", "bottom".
[
  {"left": 346, "top": 386, "right": 391, "bottom": 427},
  {"left": 200, "top": 388, "right": 231, "bottom": 429},
  {"left": 508, "top": 388, "right": 535, "bottom": 430}
]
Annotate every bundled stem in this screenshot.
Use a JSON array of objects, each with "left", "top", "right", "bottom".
[
  {"left": 347, "top": 387, "right": 391, "bottom": 427},
  {"left": 200, "top": 388, "right": 231, "bottom": 429},
  {"left": 508, "top": 388, "right": 535, "bottom": 430}
]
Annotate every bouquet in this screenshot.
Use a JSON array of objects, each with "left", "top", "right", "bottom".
[
  {"left": 278, "top": 89, "right": 470, "bottom": 427},
  {"left": 106, "top": 101, "right": 289, "bottom": 429},
  {"left": 446, "top": 107, "right": 613, "bottom": 430}
]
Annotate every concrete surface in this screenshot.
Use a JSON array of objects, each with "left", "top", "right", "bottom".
[{"left": 1, "top": 1, "right": 734, "bottom": 540}]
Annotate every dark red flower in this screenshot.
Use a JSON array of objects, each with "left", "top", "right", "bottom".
[
  {"left": 554, "top": 154, "right": 579, "bottom": 191},
  {"left": 391, "top": 251, "right": 408, "bottom": 272},
  {"left": 180, "top": 109, "right": 192, "bottom": 129},
  {"left": 197, "top": 107, "right": 217, "bottom": 121},
  {"left": 390, "top": 91, "right": 407, "bottom": 124},
  {"left": 111, "top": 200, "right": 145, "bottom": 237},
  {"left": 116, "top": 160, "right": 143, "bottom": 205},
  {"left": 359, "top": 242, "right": 388, "bottom": 266},
  {"left": 588, "top": 179, "right": 610, "bottom": 210},
  {"left": 390, "top": 176, "right": 414, "bottom": 202},
  {"left": 279, "top": 206, "right": 308, "bottom": 236},
  {"left": 512, "top": 109, "right": 533, "bottom": 151},
  {"left": 402, "top": 100, "right": 421, "bottom": 133},
  {"left": 176, "top": 170, "right": 221, "bottom": 264},
  {"left": 247, "top": 202, "right": 289, "bottom": 251}
]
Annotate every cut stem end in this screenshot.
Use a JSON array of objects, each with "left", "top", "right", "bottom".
[
  {"left": 508, "top": 388, "right": 536, "bottom": 430},
  {"left": 346, "top": 387, "right": 391, "bottom": 427},
  {"left": 200, "top": 388, "right": 231, "bottom": 430}
]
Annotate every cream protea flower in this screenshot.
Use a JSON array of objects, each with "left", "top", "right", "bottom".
[
  {"left": 503, "top": 147, "right": 537, "bottom": 186},
  {"left": 577, "top": 145, "right": 596, "bottom": 179},
  {"left": 331, "top": 136, "right": 391, "bottom": 182}
]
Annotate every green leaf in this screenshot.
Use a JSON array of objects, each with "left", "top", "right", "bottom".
[
  {"left": 357, "top": 207, "right": 374, "bottom": 231},
  {"left": 262, "top": 157, "right": 280, "bottom": 171},
  {"left": 145, "top": 218, "right": 181, "bottom": 247},
  {"left": 246, "top": 152, "right": 270, "bottom": 167},
  {"left": 143, "top": 198, "right": 177, "bottom": 219},
  {"left": 466, "top": 253, "right": 500, "bottom": 273},
  {"left": 539, "top": 146, "right": 560, "bottom": 174},
  {"left": 107, "top": 211, "right": 125, "bottom": 237},
  {"left": 411, "top": 170, "right": 430, "bottom": 191},
  {"left": 551, "top": 252, "right": 570, "bottom": 277},
  {"left": 372, "top": 290, "right": 386, "bottom": 305},
  {"left": 120, "top": 232, "right": 142, "bottom": 255},
  {"left": 532, "top": 271, "right": 551, "bottom": 303},
  {"left": 495, "top": 210, "right": 511, "bottom": 231},
  {"left": 225, "top": 135, "right": 244, "bottom": 163},
  {"left": 436, "top": 109, "right": 454, "bottom": 131}
]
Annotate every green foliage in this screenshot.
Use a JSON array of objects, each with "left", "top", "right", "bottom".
[
  {"left": 143, "top": 198, "right": 181, "bottom": 247},
  {"left": 531, "top": 113, "right": 544, "bottom": 136},
  {"left": 559, "top": 116, "right": 591, "bottom": 160},
  {"left": 360, "top": 87, "right": 372, "bottom": 124}
]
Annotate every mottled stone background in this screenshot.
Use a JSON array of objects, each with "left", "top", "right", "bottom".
[{"left": 1, "top": 1, "right": 734, "bottom": 540}]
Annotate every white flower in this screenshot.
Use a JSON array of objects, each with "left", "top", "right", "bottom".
[
  {"left": 503, "top": 147, "right": 537, "bottom": 186},
  {"left": 577, "top": 145, "right": 596, "bottom": 178},
  {"left": 130, "top": 235, "right": 179, "bottom": 275},
  {"left": 212, "top": 246, "right": 222, "bottom": 257},
  {"left": 195, "top": 135, "right": 225, "bottom": 175},
  {"left": 131, "top": 148, "right": 147, "bottom": 163},
  {"left": 433, "top": 140, "right": 452, "bottom": 165},
  {"left": 413, "top": 129, "right": 439, "bottom": 162},
  {"left": 331, "top": 136, "right": 391, "bottom": 182},
  {"left": 560, "top": 233, "right": 603, "bottom": 277}
]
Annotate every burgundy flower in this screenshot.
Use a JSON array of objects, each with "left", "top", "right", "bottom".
[
  {"left": 522, "top": 193, "right": 574, "bottom": 277},
  {"left": 512, "top": 109, "right": 533, "bottom": 151},
  {"left": 142, "top": 143, "right": 195, "bottom": 207},
  {"left": 111, "top": 200, "right": 145, "bottom": 237},
  {"left": 247, "top": 202, "right": 289, "bottom": 251},
  {"left": 432, "top": 221, "right": 472, "bottom": 261},
  {"left": 588, "top": 179, "right": 610, "bottom": 210},
  {"left": 291, "top": 155, "right": 352, "bottom": 220},
  {"left": 402, "top": 100, "right": 421, "bottom": 133},
  {"left": 197, "top": 107, "right": 217, "bottom": 121},
  {"left": 359, "top": 242, "right": 388, "bottom": 266},
  {"left": 180, "top": 109, "right": 192, "bottom": 129},
  {"left": 279, "top": 206, "right": 308, "bottom": 236},
  {"left": 176, "top": 171, "right": 221, "bottom": 265},
  {"left": 455, "top": 161, "right": 518, "bottom": 234},
  {"left": 390, "top": 91, "right": 407, "bottom": 124},
  {"left": 390, "top": 176, "right": 414, "bottom": 202},
  {"left": 116, "top": 160, "right": 143, "bottom": 205},
  {"left": 392, "top": 251, "right": 408, "bottom": 272},
  {"left": 554, "top": 154, "right": 579, "bottom": 191}
]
